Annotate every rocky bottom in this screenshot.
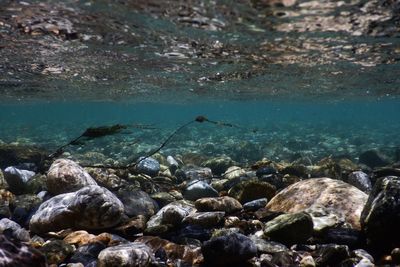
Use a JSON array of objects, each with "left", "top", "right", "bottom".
[{"left": 1, "top": 148, "right": 400, "bottom": 267}]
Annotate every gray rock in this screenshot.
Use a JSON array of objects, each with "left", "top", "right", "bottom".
[
  {"left": 202, "top": 232, "right": 257, "bottom": 266},
  {"left": 243, "top": 198, "right": 268, "bottom": 211},
  {"left": 46, "top": 159, "right": 97, "bottom": 195},
  {"left": 3, "top": 166, "right": 35, "bottom": 194},
  {"left": 116, "top": 188, "right": 158, "bottom": 218},
  {"left": 361, "top": 176, "right": 400, "bottom": 250},
  {"left": 146, "top": 200, "right": 196, "bottom": 229},
  {"left": 0, "top": 218, "right": 30, "bottom": 242},
  {"left": 30, "top": 185, "right": 124, "bottom": 233},
  {"left": 97, "top": 242, "right": 154, "bottom": 267},
  {"left": 135, "top": 157, "right": 160, "bottom": 177},
  {"left": 167, "top": 155, "right": 179, "bottom": 173},
  {"left": 347, "top": 171, "right": 372, "bottom": 193},
  {"left": 264, "top": 212, "right": 314, "bottom": 245},
  {"left": 183, "top": 180, "right": 218, "bottom": 201}
]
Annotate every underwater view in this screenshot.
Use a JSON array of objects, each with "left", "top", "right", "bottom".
[{"left": 1, "top": 0, "right": 400, "bottom": 266}]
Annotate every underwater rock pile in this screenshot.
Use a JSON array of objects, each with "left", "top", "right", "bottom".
[{"left": 1, "top": 151, "right": 400, "bottom": 266}]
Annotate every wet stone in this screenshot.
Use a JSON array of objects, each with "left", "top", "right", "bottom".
[
  {"left": 69, "top": 242, "right": 106, "bottom": 266},
  {"left": 116, "top": 188, "right": 158, "bottom": 218},
  {"left": 146, "top": 200, "right": 196, "bottom": 229},
  {"left": 182, "top": 211, "right": 225, "bottom": 228},
  {"left": 228, "top": 179, "right": 276, "bottom": 204},
  {"left": 0, "top": 218, "right": 29, "bottom": 242},
  {"left": 360, "top": 176, "right": 400, "bottom": 251},
  {"left": 195, "top": 196, "right": 242, "bottom": 214},
  {"left": 184, "top": 167, "right": 213, "bottom": 181},
  {"left": 202, "top": 232, "right": 257, "bottom": 266},
  {"left": 264, "top": 212, "right": 313, "bottom": 246},
  {"left": 46, "top": 159, "right": 97, "bottom": 195},
  {"left": 243, "top": 198, "right": 269, "bottom": 211},
  {"left": 314, "top": 244, "right": 350, "bottom": 266},
  {"left": 39, "top": 239, "right": 75, "bottom": 265},
  {"left": 135, "top": 157, "right": 160, "bottom": 177},
  {"left": 347, "top": 171, "right": 372, "bottom": 193},
  {"left": 183, "top": 179, "right": 219, "bottom": 201},
  {"left": 201, "top": 155, "right": 236, "bottom": 175},
  {"left": 3, "top": 166, "right": 35, "bottom": 194},
  {"left": 97, "top": 242, "right": 154, "bottom": 267},
  {"left": 30, "top": 185, "right": 124, "bottom": 233},
  {"left": 359, "top": 150, "right": 390, "bottom": 169}
]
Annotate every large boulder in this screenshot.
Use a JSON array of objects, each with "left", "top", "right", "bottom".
[
  {"left": 360, "top": 176, "right": 400, "bottom": 250},
  {"left": 46, "top": 159, "right": 97, "bottom": 195},
  {"left": 97, "top": 242, "right": 154, "bottom": 267},
  {"left": 202, "top": 232, "right": 257, "bottom": 266},
  {"left": 266, "top": 178, "right": 368, "bottom": 230},
  {"left": 30, "top": 185, "right": 124, "bottom": 233}
]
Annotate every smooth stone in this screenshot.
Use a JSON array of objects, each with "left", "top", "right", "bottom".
[
  {"left": 113, "top": 215, "right": 147, "bottom": 236},
  {"left": 97, "top": 242, "right": 154, "bottom": 267},
  {"left": 300, "top": 255, "right": 316, "bottom": 267},
  {"left": 316, "top": 227, "right": 365, "bottom": 248},
  {"left": 30, "top": 185, "right": 124, "bottom": 233},
  {"left": 195, "top": 196, "right": 242, "bottom": 214},
  {"left": 256, "top": 166, "right": 277, "bottom": 177},
  {"left": 264, "top": 212, "right": 313, "bottom": 245},
  {"left": 182, "top": 211, "right": 225, "bottom": 228},
  {"left": 243, "top": 198, "right": 269, "bottom": 211},
  {"left": 202, "top": 232, "right": 257, "bottom": 266},
  {"left": 167, "top": 155, "right": 179, "bottom": 173},
  {"left": 146, "top": 200, "right": 196, "bottom": 229},
  {"left": 352, "top": 249, "right": 374, "bottom": 263},
  {"left": 3, "top": 166, "right": 35, "bottom": 194},
  {"left": 116, "top": 188, "right": 158, "bottom": 218},
  {"left": 70, "top": 242, "right": 106, "bottom": 266},
  {"left": 183, "top": 180, "right": 218, "bottom": 201},
  {"left": 223, "top": 166, "right": 246, "bottom": 180},
  {"left": 151, "top": 191, "right": 183, "bottom": 208},
  {"left": 0, "top": 234, "right": 46, "bottom": 266},
  {"left": 87, "top": 168, "right": 127, "bottom": 190},
  {"left": 347, "top": 171, "right": 372, "bottom": 193},
  {"left": 135, "top": 157, "right": 160, "bottom": 177},
  {"left": 201, "top": 155, "right": 236, "bottom": 175},
  {"left": 46, "top": 159, "right": 97, "bottom": 195},
  {"left": 228, "top": 179, "right": 276, "bottom": 204},
  {"left": 63, "top": 230, "right": 97, "bottom": 246},
  {"left": 355, "top": 258, "right": 375, "bottom": 267},
  {"left": 0, "top": 218, "right": 30, "bottom": 241},
  {"left": 175, "top": 224, "right": 212, "bottom": 242},
  {"left": 361, "top": 176, "right": 400, "bottom": 250},
  {"left": 266, "top": 178, "right": 368, "bottom": 230}
]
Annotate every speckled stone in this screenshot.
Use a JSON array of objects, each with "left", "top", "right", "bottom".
[
  {"left": 266, "top": 178, "right": 368, "bottom": 230},
  {"left": 46, "top": 159, "right": 97, "bottom": 195},
  {"left": 97, "top": 242, "right": 154, "bottom": 267},
  {"left": 30, "top": 185, "right": 124, "bottom": 233}
]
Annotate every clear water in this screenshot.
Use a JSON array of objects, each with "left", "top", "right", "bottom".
[{"left": 1, "top": 0, "right": 400, "bottom": 167}]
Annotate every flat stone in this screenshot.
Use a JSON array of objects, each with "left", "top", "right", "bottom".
[
  {"left": 46, "top": 159, "right": 97, "bottom": 195},
  {"left": 97, "top": 242, "right": 154, "bottom": 267},
  {"left": 30, "top": 185, "right": 124, "bottom": 233},
  {"left": 264, "top": 212, "right": 313, "bottom": 245},
  {"left": 182, "top": 211, "right": 225, "bottom": 228},
  {"left": 195, "top": 196, "right": 242, "bottom": 214},
  {"left": 266, "top": 178, "right": 368, "bottom": 230}
]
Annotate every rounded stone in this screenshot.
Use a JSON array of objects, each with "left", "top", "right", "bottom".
[
  {"left": 30, "top": 185, "right": 124, "bottom": 233},
  {"left": 266, "top": 178, "right": 368, "bottom": 230},
  {"left": 135, "top": 157, "right": 160, "bottom": 177},
  {"left": 195, "top": 196, "right": 242, "bottom": 214},
  {"left": 97, "top": 242, "right": 154, "bottom": 267},
  {"left": 228, "top": 179, "right": 276, "bottom": 204},
  {"left": 46, "top": 159, "right": 97, "bottom": 195},
  {"left": 183, "top": 180, "right": 219, "bottom": 201},
  {"left": 201, "top": 232, "right": 257, "bottom": 266}
]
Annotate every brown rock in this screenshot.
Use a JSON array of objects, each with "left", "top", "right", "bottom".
[
  {"left": 195, "top": 196, "right": 242, "bottom": 214},
  {"left": 266, "top": 178, "right": 368, "bottom": 230},
  {"left": 63, "top": 230, "right": 96, "bottom": 246}
]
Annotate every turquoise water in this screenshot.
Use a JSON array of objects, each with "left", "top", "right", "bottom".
[{"left": 1, "top": 99, "right": 399, "bottom": 166}]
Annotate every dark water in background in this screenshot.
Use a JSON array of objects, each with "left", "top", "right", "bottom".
[{"left": 1, "top": 0, "right": 400, "bottom": 165}]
